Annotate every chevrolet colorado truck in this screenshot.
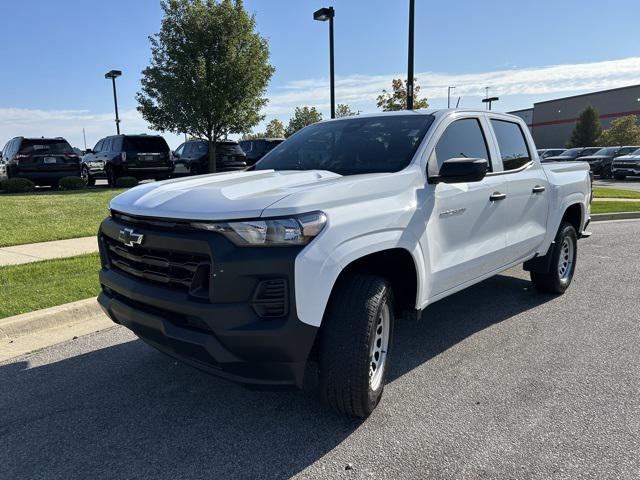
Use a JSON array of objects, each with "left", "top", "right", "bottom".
[{"left": 97, "top": 110, "right": 592, "bottom": 417}]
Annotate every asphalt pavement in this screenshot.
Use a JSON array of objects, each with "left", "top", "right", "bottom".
[
  {"left": 2, "top": 220, "right": 639, "bottom": 479},
  {"left": 594, "top": 177, "right": 640, "bottom": 191}
]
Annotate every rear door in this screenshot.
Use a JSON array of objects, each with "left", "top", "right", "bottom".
[
  {"left": 425, "top": 116, "right": 509, "bottom": 295},
  {"left": 489, "top": 118, "right": 549, "bottom": 262}
]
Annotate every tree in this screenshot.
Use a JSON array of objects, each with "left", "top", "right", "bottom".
[
  {"left": 335, "top": 104, "right": 360, "bottom": 118},
  {"left": 597, "top": 115, "right": 640, "bottom": 146},
  {"left": 284, "top": 107, "right": 322, "bottom": 137},
  {"left": 265, "top": 118, "right": 285, "bottom": 138},
  {"left": 137, "top": 0, "right": 274, "bottom": 173},
  {"left": 376, "top": 78, "right": 429, "bottom": 111},
  {"left": 567, "top": 105, "right": 602, "bottom": 147}
]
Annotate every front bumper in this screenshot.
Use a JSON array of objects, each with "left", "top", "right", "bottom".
[
  {"left": 612, "top": 165, "right": 640, "bottom": 176},
  {"left": 97, "top": 216, "right": 318, "bottom": 387}
]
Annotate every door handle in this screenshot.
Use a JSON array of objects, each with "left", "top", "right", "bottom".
[
  {"left": 489, "top": 192, "right": 506, "bottom": 201},
  {"left": 532, "top": 185, "right": 546, "bottom": 193}
]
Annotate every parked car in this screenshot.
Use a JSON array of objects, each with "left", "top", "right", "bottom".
[
  {"left": 0, "top": 137, "right": 80, "bottom": 186},
  {"left": 542, "top": 147, "right": 601, "bottom": 162},
  {"left": 0, "top": 154, "right": 6, "bottom": 182},
  {"left": 81, "top": 134, "right": 173, "bottom": 187},
  {"left": 97, "top": 109, "right": 591, "bottom": 417},
  {"left": 171, "top": 139, "right": 247, "bottom": 175},
  {"left": 537, "top": 148, "right": 566, "bottom": 160},
  {"left": 611, "top": 147, "right": 640, "bottom": 179},
  {"left": 580, "top": 146, "right": 640, "bottom": 178},
  {"left": 239, "top": 138, "right": 284, "bottom": 165}
]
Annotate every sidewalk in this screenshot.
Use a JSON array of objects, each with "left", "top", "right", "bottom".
[
  {"left": 0, "top": 236, "right": 98, "bottom": 267},
  {"left": 596, "top": 197, "right": 640, "bottom": 202}
]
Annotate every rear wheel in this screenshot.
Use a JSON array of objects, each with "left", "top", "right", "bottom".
[
  {"left": 614, "top": 174, "right": 626, "bottom": 180},
  {"left": 319, "top": 274, "right": 394, "bottom": 417},
  {"left": 530, "top": 221, "right": 577, "bottom": 294},
  {"left": 190, "top": 163, "right": 201, "bottom": 176}
]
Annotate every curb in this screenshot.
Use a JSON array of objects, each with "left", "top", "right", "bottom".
[
  {"left": 591, "top": 212, "right": 640, "bottom": 222},
  {"left": 0, "top": 298, "right": 108, "bottom": 340}
]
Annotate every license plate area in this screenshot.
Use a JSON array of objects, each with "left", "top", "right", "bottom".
[{"left": 43, "top": 157, "right": 58, "bottom": 164}]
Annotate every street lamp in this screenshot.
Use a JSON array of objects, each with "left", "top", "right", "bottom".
[
  {"left": 407, "top": 0, "right": 415, "bottom": 110},
  {"left": 313, "top": 7, "right": 336, "bottom": 119},
  {"left": 105, "top": 69, "right": 122, "bottom": 134},
  {"left": 447, "top": 86, "right": 456, "bottom": 109},
  {"left": 482, "top": 97, "right": 500, "bottom": 110}
]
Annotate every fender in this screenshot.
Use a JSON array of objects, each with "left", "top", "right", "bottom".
[
  {"left": 294, "top": 229, "right": 426, "bottom": 327},
  {"left": 537, "top": 191, "right": 586, "bottom": 255}
]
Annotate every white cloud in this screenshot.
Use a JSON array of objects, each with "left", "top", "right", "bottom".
[{"left": 2, "top": 57, "right": 640, "bottom": 146}]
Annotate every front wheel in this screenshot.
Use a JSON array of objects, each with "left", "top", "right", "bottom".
[
  {"left": 531, "top": 221, "right": 578, "bottom": 294},
  {"left": 600, "top": 165, "right": 612, "bottom": 179},
  {"left": 106, "top": 166, "right": 118, "bottom": 188},
  {"left": 81, "top": 166, "right": 95, "bottom": 186},
  {"left": 319, "top": 274, "right": 394, "bottom": 417},
  {"left": 614, "top": 174, "right": 626, "bottom": 180}
]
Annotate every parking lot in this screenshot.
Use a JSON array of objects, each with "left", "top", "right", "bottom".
[{"left": 1, "top": 219, "right": 639, "bottom": 479}]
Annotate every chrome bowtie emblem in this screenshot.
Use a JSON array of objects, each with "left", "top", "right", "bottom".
[{"left": 118, "top": 228, "right": 144, "bottom": 247}]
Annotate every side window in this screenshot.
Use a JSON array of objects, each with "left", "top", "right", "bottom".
[
  {"left": 240, "top": 141, "right": 252, "bottom": 152},
  {"left": 112, "top": 137, "right": 123, "bottom": 152},
  {"left": 431, "top": 118, "right": 490, "bottom": 171},
  {"left": 103, "top": 138, "right": 113, "bottom": 152},
  {"left": 491, "top": 120, "right": 531, "bottom": 171},
  {"left": 183, "top": 143, "right": 192, "bottom": 155},
  {"left": 94, "top": 139, "right": 103, "bottom": 152},
  {"left": 174, "top": 143, "right": 185, "bottom": 156}
]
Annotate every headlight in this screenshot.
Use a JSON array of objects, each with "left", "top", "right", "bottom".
[{"left": 191, "top": 211, "right": 327, "bottom": 246}]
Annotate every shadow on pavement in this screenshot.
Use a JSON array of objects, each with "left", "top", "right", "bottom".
[{"left": 0, "top": 271, "right": 552, "bottom": 479}]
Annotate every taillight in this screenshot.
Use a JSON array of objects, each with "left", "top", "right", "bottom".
[
  {"left": 121, "top": 152, "right": 127, "bottom": 162},
  {"left": 15, "top": 153, "right": 31, "bottom": 163}
]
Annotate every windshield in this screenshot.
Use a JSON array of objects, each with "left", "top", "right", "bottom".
[
  {"left": 594, "top": 147, "right": 616, "bottom": 156},
  {"left": 124, "top": 136, "right": 169, "bottom": 153},
  {"left": 255, "top": 115, "right": 434, "bottom": 175},
  {"left": 559, "top": 148, "right": 581, "bottom": 158},
  {"left": 19, "top": 139, "right": 73, "bottom": 154}
]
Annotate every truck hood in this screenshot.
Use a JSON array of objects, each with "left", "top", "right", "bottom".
[{"left": 109, "top": 169, "right": 344, "bottom": 220}]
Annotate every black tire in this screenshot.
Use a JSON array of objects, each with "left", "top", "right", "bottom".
[
  {"left": 614, "top": 174, "right": 626, "bottom": 180},
  {"left": 319, "top": 274, "right": 395, "bottom": 417},
  {"left": 106, "top": 166, "right": 117, "bottom": 188},
  {"left": 81, "top": 166, "right": 95, "bottom": 186},
  {"left": 530, "top": 221, "right": 578, "bottom": 294},
  {"left": 190, "top": 163, "right": 201, "bottom": 176},
  {"left": 601, "top": 165, "right": 612, "bottom": 179}
]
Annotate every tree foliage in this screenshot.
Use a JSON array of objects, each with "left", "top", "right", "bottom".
[
  {"left": 284, "top": 107, "right": 322, "bottom": 137},
  {"left": 597, "top": 115, "right": 640, "bottom": 146},
  {"left": 335, "top": 104, "right": 360, "bottom": 118},
  {"left": 567, "top": 105, "right": 602, "bottom": 147},
  {"left": 137, "top": 0, "right": 274, "bottom": 172},
  {"left": 376, "top": 78, "right": 429, "bottom": 111},
  {"left": 264, "top": 118, "right": 285, "bottom": 138}
]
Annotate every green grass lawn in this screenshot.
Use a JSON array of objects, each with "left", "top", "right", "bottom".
[
  {"left": 591, "top": 201, "right": 640, "bottom": 214},
  {"left": 592, "top": 187, "right": 640, "bottom": 199},
  {"left": 0, "top": 189, "right": 124, "bottom": 247},
  {"left": 0, "top": 253, "right": 101, "bottom": 319}
]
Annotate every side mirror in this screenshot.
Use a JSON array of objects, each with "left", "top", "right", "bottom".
[
  {"left": 172, "top": 151, "right": 180, "bottom": 158},
  {"left": 429, "top": 157, "right": 489, "bottom": 184}
]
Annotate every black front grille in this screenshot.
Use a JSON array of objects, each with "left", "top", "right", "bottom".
[
  {"left": 251, "top": 279, "right": 288, "bottom": 318},
  {"left": 104, "top": 236, "right": 210, "bottom": 296}
]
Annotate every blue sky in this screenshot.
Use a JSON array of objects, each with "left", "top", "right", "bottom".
[{"left": 1, "top": 0, "right": 640, "bottom": 148}]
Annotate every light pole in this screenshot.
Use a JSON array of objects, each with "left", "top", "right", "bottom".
[
  {"left": 105, "top": 70, "right": 122, "bottom": 134},
  {"left": 407, "top": 0, "right": 415, "bottom": 110},
  {"left": 313, "top": 7, "right": 336, "bottom": 119},
  {"left": 447, "top": 86, "right": 456, "bottom": 108},
  {"left": 482, "top": 97, "right": 500, "bottom": 111}
]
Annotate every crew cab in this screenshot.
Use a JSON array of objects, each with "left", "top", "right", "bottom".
[{"left": 97, "top": 110, "right": 591, "bottom": 417}]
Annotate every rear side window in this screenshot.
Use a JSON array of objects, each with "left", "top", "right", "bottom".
[
  {"left": 431, "top": 118, "right": 490, "bottom": 171},
  {"left": 103, "top": 138, "right": 113, "bottom": 152},
  {"left": 18, "top": 139, "right": 73, "bottom": 155},
  {"left": 123, "top": 136, "right": 169, "bottom": 153},
  {"left": 491, "top": 120, "right": 531, "bottom": 171}
]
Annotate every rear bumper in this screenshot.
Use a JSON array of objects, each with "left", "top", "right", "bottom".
[
  {"left": 11, "top": 167, "right": 80, "bottom": 181},
  {"left": 97, "top": 217, "right": 318, "bottom": 387}
]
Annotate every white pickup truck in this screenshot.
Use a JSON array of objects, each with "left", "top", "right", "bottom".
[{"left": 97, "top": 109, "right": 592, "bottom": 417}]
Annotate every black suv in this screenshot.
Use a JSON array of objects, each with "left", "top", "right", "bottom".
[
  {"left": 81, "top": 134, "right": 173, "bottom": 187},
  {"left": 171, "top": 140, "right": 247, "bottom": 175},
  {"left": 542, "top": 147, "right": 601, "bottom": 163},
  {"left": 239, "top": 138, "right": 284, "bottom": 166},
  {"left": 580, "top": 146, "right": 640, "bottom": 178},
  {"left": 0, "top": 137, "right": 80, "bottom": 186}
]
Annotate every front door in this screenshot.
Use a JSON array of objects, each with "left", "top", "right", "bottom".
[{"left": 423, "top": 116, "right": 509, "bottom": 296}]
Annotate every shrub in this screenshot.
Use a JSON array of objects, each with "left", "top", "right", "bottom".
[
  {"left": 58, "top": 176, "right": 85, "bottom": 190},
  {"left": 115, "top": 176, "right": 139, "bottom": 188},
  {"left": 1, "top": 177, "right": 35, "bottom": 193}
]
